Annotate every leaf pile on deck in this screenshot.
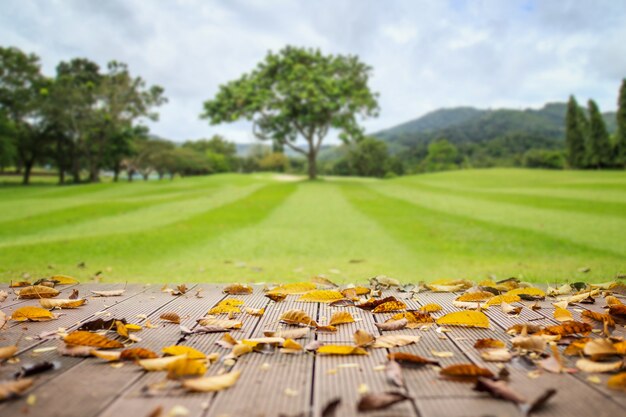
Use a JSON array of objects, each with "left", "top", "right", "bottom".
[{"left": 1, "top": 275, "right": 626, "bottom": 414}]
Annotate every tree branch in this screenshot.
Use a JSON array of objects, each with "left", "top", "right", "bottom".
[{"left": 283, "top": 140, "right": 309, "bottom": 156}]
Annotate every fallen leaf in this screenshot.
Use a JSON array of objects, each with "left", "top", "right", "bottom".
[
  {"left": 298, "top": 290, "right": 344, "bottom": 303},
  {"left": 223, "top": 284, "right": 253, "bottom": 295},
  {"left": 436, "top": 311, "right": 490, "bottom": 328},
  {"left": 207, "top": 299, "right": 243, "bottom": 315},
  {"left": 474, "top": 377, "right": 527, "bottom": 405},
  {"left": 58, "top": 345, "right": 93, "bottom": 357},
  {"left": 388, "top": 311, "right": 433, "bottom": 328},
  {"left": 575, "top": 358, "right": 623, "bottom": 373},
  {"left": 474, "top": 338, "right": 506, "bottom": 349},
  {"left": 505, "top": 287, "right": 546, "bottom": 299},
  {"left": 581, "top": 310, "right": 615, "bottom": 327},
  {"left": 91, "top": 350, "right": 122, "bottom": 362},
  {"left": 485, "top": 294, "right": 521, "bottom": 307},
  {"left": 328, "top": 311, "right": 354, "bottom": 326},
  {"left": 17, "top": 285, "right": 59, "bottom": 299},
  {"left": 372, "top": 335, "right": 420, "bottom": 348},
  {"left": 139, "top": 354, "right": 187, "bottom": 371},
  {"left": 506, "top": 324, "right": 542, "bottom": 335},
  {"left": 431, "top": 350, "right": 454, "bottom": 358},
  {"left": 281, "top": 338, "right": 303, "bottom": 354},
  {"left": 160, "top": 312, "right": 181, "bottom": 324},
  {"left": 280, "top": 309, "right": 317, "bottom": 327},
  {"left": 480, "top": 348, "right": 512, "bottom": 362},
  {"left": 120, "top": 347, "right": 158, "bottom": 360},
  {"left": 196, "top": 318, "right": 242, "bottom": 329},
  {"left": 419, "top": 303, "right": 442, "bottom": 313},
  {"left": 316, "top": 325, "right": 337, "bottom": 333},
  {"left": 357, "top": 391, "right": 411, "bottom": 411},
  {"left": 311, "top": 276, "right": 339, "bottom": 288},
  {"left": 39, "top": 298, "right": 86, "bottom": 309},
  {"left": 607, "top": 372, "right": 626, "bottom": 392},
  {"left": 265, "top": 293, "right": 287, "bottom": 302},
  {"left": 456, "top": 291, "right": 494, "bottom": 302},
  {"left": 583, "top": 338, "right": 619, "bottom": 357},
  {"left": 167, "top": 357, "right": 207, "bottom": 378},
  {"left": 268, "top": 282, "right": 317, "bottom": 295},
  {"left": 49, "top": 274, "right": 79, "bottom": 285},
  {"left": 11, "top": 306, "right": 55, "bottom": 322},
  {"left": 0, "top": 291, "right": 7, "bottom": 303},
  {"left": 162, "top": 345, "right": 206, "bottom": 359},
  {"left": 385, "top": 360, "right": 404, "bottom": 387},
  {"left": 321, "top": 398, "right": 341, "bottom": 417},
  {"left": 501, "top": 301, "right": 522, "bottom": 315},
  {"left": 317, "top": 345, "right": 368, "bottom": 355},
  {"left": 511, "top": 334, "right": 547, "bottom": 353},
  {"left": 0, "top": 345, "right": 17, "bottom": 360},
  {"left": 182, "top": 370, "right": 241, "bottom": 392},
  {"left": 354, "top": 329, "right": 375, "bottom": 347},
  {"left": 375, "top": 318, "right": 408, "bottom": 331},
  {"left": 245, "top": 307, "right": 265, "bottom": 316},
  {"left": 553, "top": 306, "right": 573, "bottom": 322},
  {"left": 440, "top": 364, "right": 494, "bottom": 381},
  {"left": 542, "top": 322, "right": 592, "bottom": 336},
  {"left": 0, "top": 379, "right": 33, "bottom": 401},
  {"left": 356, "top": 296, "right": 398, "bottom": 311},
  {"left": 90, "top": 289, "right": 125, "bottom": 297},
  {"left": 0, "top": 310, "right": 6, "bottom": 329},
  {"left": 372, "top": 300, "right": 407, "bottom": 313},
  {"left": 264, "top": 328, "right": 309, "bottom": 339},
  {"left": 64, "top": 331, "right": 124, "bottom": 349},
  {"left": 387, "top": 352, "right": 439, "bottom": 367}
]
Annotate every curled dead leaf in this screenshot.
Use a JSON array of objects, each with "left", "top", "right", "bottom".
[
  {"left": 160, "top": 312, "right": 181, "bottom": 324},
  {"left": 90, "top": 289, "right": 125, "bottom": 297},
  {"left": 440, "top": 364, "right": 494, "bottom": 381},
  {"left": 280, "top": 309, "right": 317, "bottom": 327},
  {"left": 375, "top": 318, "right": 408, "bottom": 331},
  {"left": 474, "top": 338, "right": 506, "bottom": 349},
  {"left": 328, "top": 311, "right": 354, "bottom": 326},
  {"left": 17, "top": 285, "right": 59, "bottom": 299},
  {"left": 387, "top": 352, "right": 439, "bottom": 367},
  {"left": 223, "top": 284, "right": 253, "bottom": 295},
  {"left": 357, "top": 391, "right": 411, "bottom": 411},
  {"left": 354, "top": 329, "right": 375, "bottom": 347},
  {"left": 372, "top": 300, "right": 407, "bottom": 313}
]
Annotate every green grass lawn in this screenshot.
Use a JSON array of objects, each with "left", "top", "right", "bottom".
[{"left": 0, "top": 169, "right": 625, "bottom": 284}]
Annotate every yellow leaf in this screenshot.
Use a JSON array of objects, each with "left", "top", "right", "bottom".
[
  {"left": 91, "top": 350, "right": 122, "bottom": 362},
  {"left": 265, "top": 293, "right": 287, "bottom": 302},
  {"left": 182, "top": 370, "right": 241, "bottom": 392},
  {"left": 298, "top": 290, "right": 344, "bottom": 303},
  {"left": 50, "top": 275, "right": 79, "bottom": 285},
  {"left": 372, "top": 300, "right": 407, "bottom": 313},
  {"left": 17, "top": 285, "right": 59, "bottom": 299},
  {"left": 474, "top": 338, "right": 505, "bottom": 349},
  {"left": 0, "top": 345, "right": 18, "bottom": 360},
  {"left": 317, "top": 345, "right": 368, "bottom": 355},
  {"left": 455, "top": 292, "right": 494, "bottom": 302},
  {"left": 505, "top": 287, "right": 546, "bottom": 298},
  {"left": 223, "top": 284, "right": 253, "bottom": 295},
  {"left": 484, "top": 294, "right": 521, "bottom": 307},
  {"left": 162, "top": 345, "right": 206, "bottom": 359},
  {"left": 420, "top": 303, "right": 442, "bottom": 313},
  {"left": 11, "top": 306, "right": 55, "bottom": 322},
  {"left": 207, "top": 298, "right": 243, "bottom": 315},
  {"left": 553, "top": 306, "right": 573, "bottom": 322},
  {"left": 64, "top": 331, "right": 124, "bottom": 349},
  {"left": 167, "top": 358, "right": 207, "bottom": 378},
  {"left": 39, "top": 298, "right": 86, "bottom": 309},
  {"left": 329, "top": 311, "right": 354, "bottom": 326},
  {"left": 268, "top": 282, "right": 316, "bottom": 295},
  {"left": 125, "top": 324, "right": 142, "bottom": 332},
  {"left": 436, "top": 311, "right": 490, "bottom": 328},
  {"left": 608, "top": 372, "right": 626, "bottom": 392},
  {"left": 354, "top": 329, "right": 375, "bottom": 347},
  {"left": 280, "top": 309, "right": 317, "bottom": 327},
  {"left": 281, "top": 339, "right": 303, "bottom": 353},
  {"left": 139, "top": 354, "right": 187, "bottom": 371}
]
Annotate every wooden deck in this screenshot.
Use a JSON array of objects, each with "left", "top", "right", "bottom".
[{"left": 1, "top": 282, "right": 625, "bottom": 417}]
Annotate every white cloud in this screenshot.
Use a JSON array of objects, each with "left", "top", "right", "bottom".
[{"left": 0, "top": 0, "right": 624, "bottom": 143}]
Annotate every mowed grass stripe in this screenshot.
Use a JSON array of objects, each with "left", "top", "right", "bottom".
[
  {"left": 0, "top": 182, "right": 294, "bottom": 281},
  {"left": 149, "top": 181, "right": 417, "bottom": 283},
  {"left": 0, "top": 183, "right": 264, "bottom": 247},
  {"left": 343, "top": 183, "right": 623, "bottom": 281},
  {"left": 373, "top": 182, "right": 626, "bottom": 257}
]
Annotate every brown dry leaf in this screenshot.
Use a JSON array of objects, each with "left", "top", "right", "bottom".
[
  {"left": 17, "top": 285, "right": 59, "bottom": 299},
  {"left": 605, "top": 295, "right": 623, "bottom": 306},
  {"left": 511, "top": 334, "right": 547, "bottom": 353},
  {"left": 480, "top": 348, "right": 512, "bottom": 362},
  {"left": 39, "top": 298, "right": 86, "bottom": 309},
  {"left": 440, "top": 364, "right": 494, "bottom": 381},
  {"left": 420, "top": 303, "right": 442, "bottom": 313},
  {"left": 609, "top": 304, "right": 626, "bottom": 319},
  {"left": 0, "top": 378, "right": 33, "bottom": 401},
  {"left": 11, "top": 306, "right": 55, "bottom": 322},
  {"left": 436, "top": 311, "right": 490, "bottom": 328},
  {"left": 576, "top": 358, "right": 623, "bottom": 373},
  {"left": 375, "top": 318, "right": 408, "bottom": 331},
  {"left": 68, "top": 289, "right": 79, "bottom": 299},
  {"left": 0, "top": 310, "right": 6, "bottom": 329},
  {"left": 386, "top": 360, "right": 404, "bottom": 387},
  {"left": 139, "top": 355, "right": 187, "bottom": 371},
  {"left": 298, "top": 290, "right": 344, "bottom": 303},
  {"left": 317, "top": 345, "right": 368, "bottom": 356},
  {"left": 474, "top": 338, "right": 506, "bottom": 349},
  {"left": 245, "top": 307, "right": 265, "bottom": 316},
  {"left": 372, "top": 300, "right": 407, "bottom": 313},
  {"left": 91, "top": 289, "right": 125, "bottom": 297},
  {"left": 506, "top": 324, "right": 542, "bottom": 335},
  {"left": 328, "top": 311, "right": 354, "bottom": 326},
  {"left": 474, "top": 377, "right": 527, "bottom": 406},
  {"left": 162, "top": 345, "right": 206, "bottom": 359},
  {"left": 223, "top": 284, "right": 253, "bottom": 295},
  {"left": 389, "top": 311, "right": 434, "bottom": 327},
  {"left": 0, "top": 345, "right": 17, "bottom": 360},
  {"left": 78, "top": 317, "right": 125, "bottom": 331},
  {"left": 0, "top": 290, "right": 8, "bottom": 303},
  {"left": 583, "top": 339, "right": 618, "bottom": 357},
  {"left": 501, "top": 301, "right": 522, "bottom": 315},
  {"left": 553, "top": 306, "right": 573, "bottom": 322},
  {"left": 182, "top": 370, "right": 241, "bottom": 392},
  {"left": 264, "top": 328, "right": 310, "bottom": 339},
  {"left": 542, "top": 321, "right": 592, "bottom": 336},
  {"left": 354, "top": 329, "right": 375, "bottom": 347},
  {"left": 64, "top": 331, "right": 124, "bottom": 349},
  {"left": 372, "top": 335, "right": 420, "bottom": 349},
  {"left": 387, "top": 352, "right": 439, "bottom": 367},
  {"left": 120, "top": 347, "right": 158, "bottom": 360},
  {"left": 265, "top": 293, "right": 287, "bottom": 302},
  {"left": 280, "top": 309, "right": 317, "bottom": 327},
  {"left": 316, "top": 325, "right": 338, "bottom": 333},
  {"left": 160, "top": 312, "right": 181, "bottom": 324},
  {"left": 581, "top": 310, "right": 615, "bottom": 327},
  {"left": 356, "top": 296, "right": 398, "bottom": 311},
  {"left": 607, "top": 372, "right": 626, "bottom": 392},
  {"left": 357, "top": 391, "right": 411, "bottom": 411},
  {"left": 9, "top": 281, "right": 31, "bottom": 288}
]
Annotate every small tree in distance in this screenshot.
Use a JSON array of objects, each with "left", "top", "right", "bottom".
[{"left": 201, "top": 46, "right": 379, "bottom": 180}]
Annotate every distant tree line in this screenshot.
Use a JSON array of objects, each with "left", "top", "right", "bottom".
[{"left": 565, "top": 80, "right": 626, "bottom": 169}]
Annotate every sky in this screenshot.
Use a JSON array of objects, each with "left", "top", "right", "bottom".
[{"left": 1, "top": 0, "right": 625, "bottom": 144}]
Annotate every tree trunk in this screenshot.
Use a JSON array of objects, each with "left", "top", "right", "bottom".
[
  {"left": 89, "top": 164, "right": 100, "bottom": 183},
  {"left": 142, "top": 172, "right": 149, "bottom": 181},
  {"left": 22, "top": 160, "right": 34, "bottom": 185},
  {"left": 113, "top": 163, "right": 120, "bottom": 182},
  {"left": 158, "top": 171, "right": 164, "bottom": 180},
  {"left": 127, "top": 170, "right": 134, "bottom": 182},
  {"left": 307, "top": 150, "right": 317, "bottom": 180},
  {"left": 58, "top": 168, "right": 65, "bottom": 185}
]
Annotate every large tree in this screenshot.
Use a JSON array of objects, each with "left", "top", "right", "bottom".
[
  {"left": 201, "top": 46, "right": 379, "bottom": 179},
  {"left": 616, "top": 79, "right": 626, "bottom": 168},
  {"left": 565, "top": 95, "right": 586, "bottom": 169},
  {"left": 586, "top": 99, "right": 612, "bottom": 168}
]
